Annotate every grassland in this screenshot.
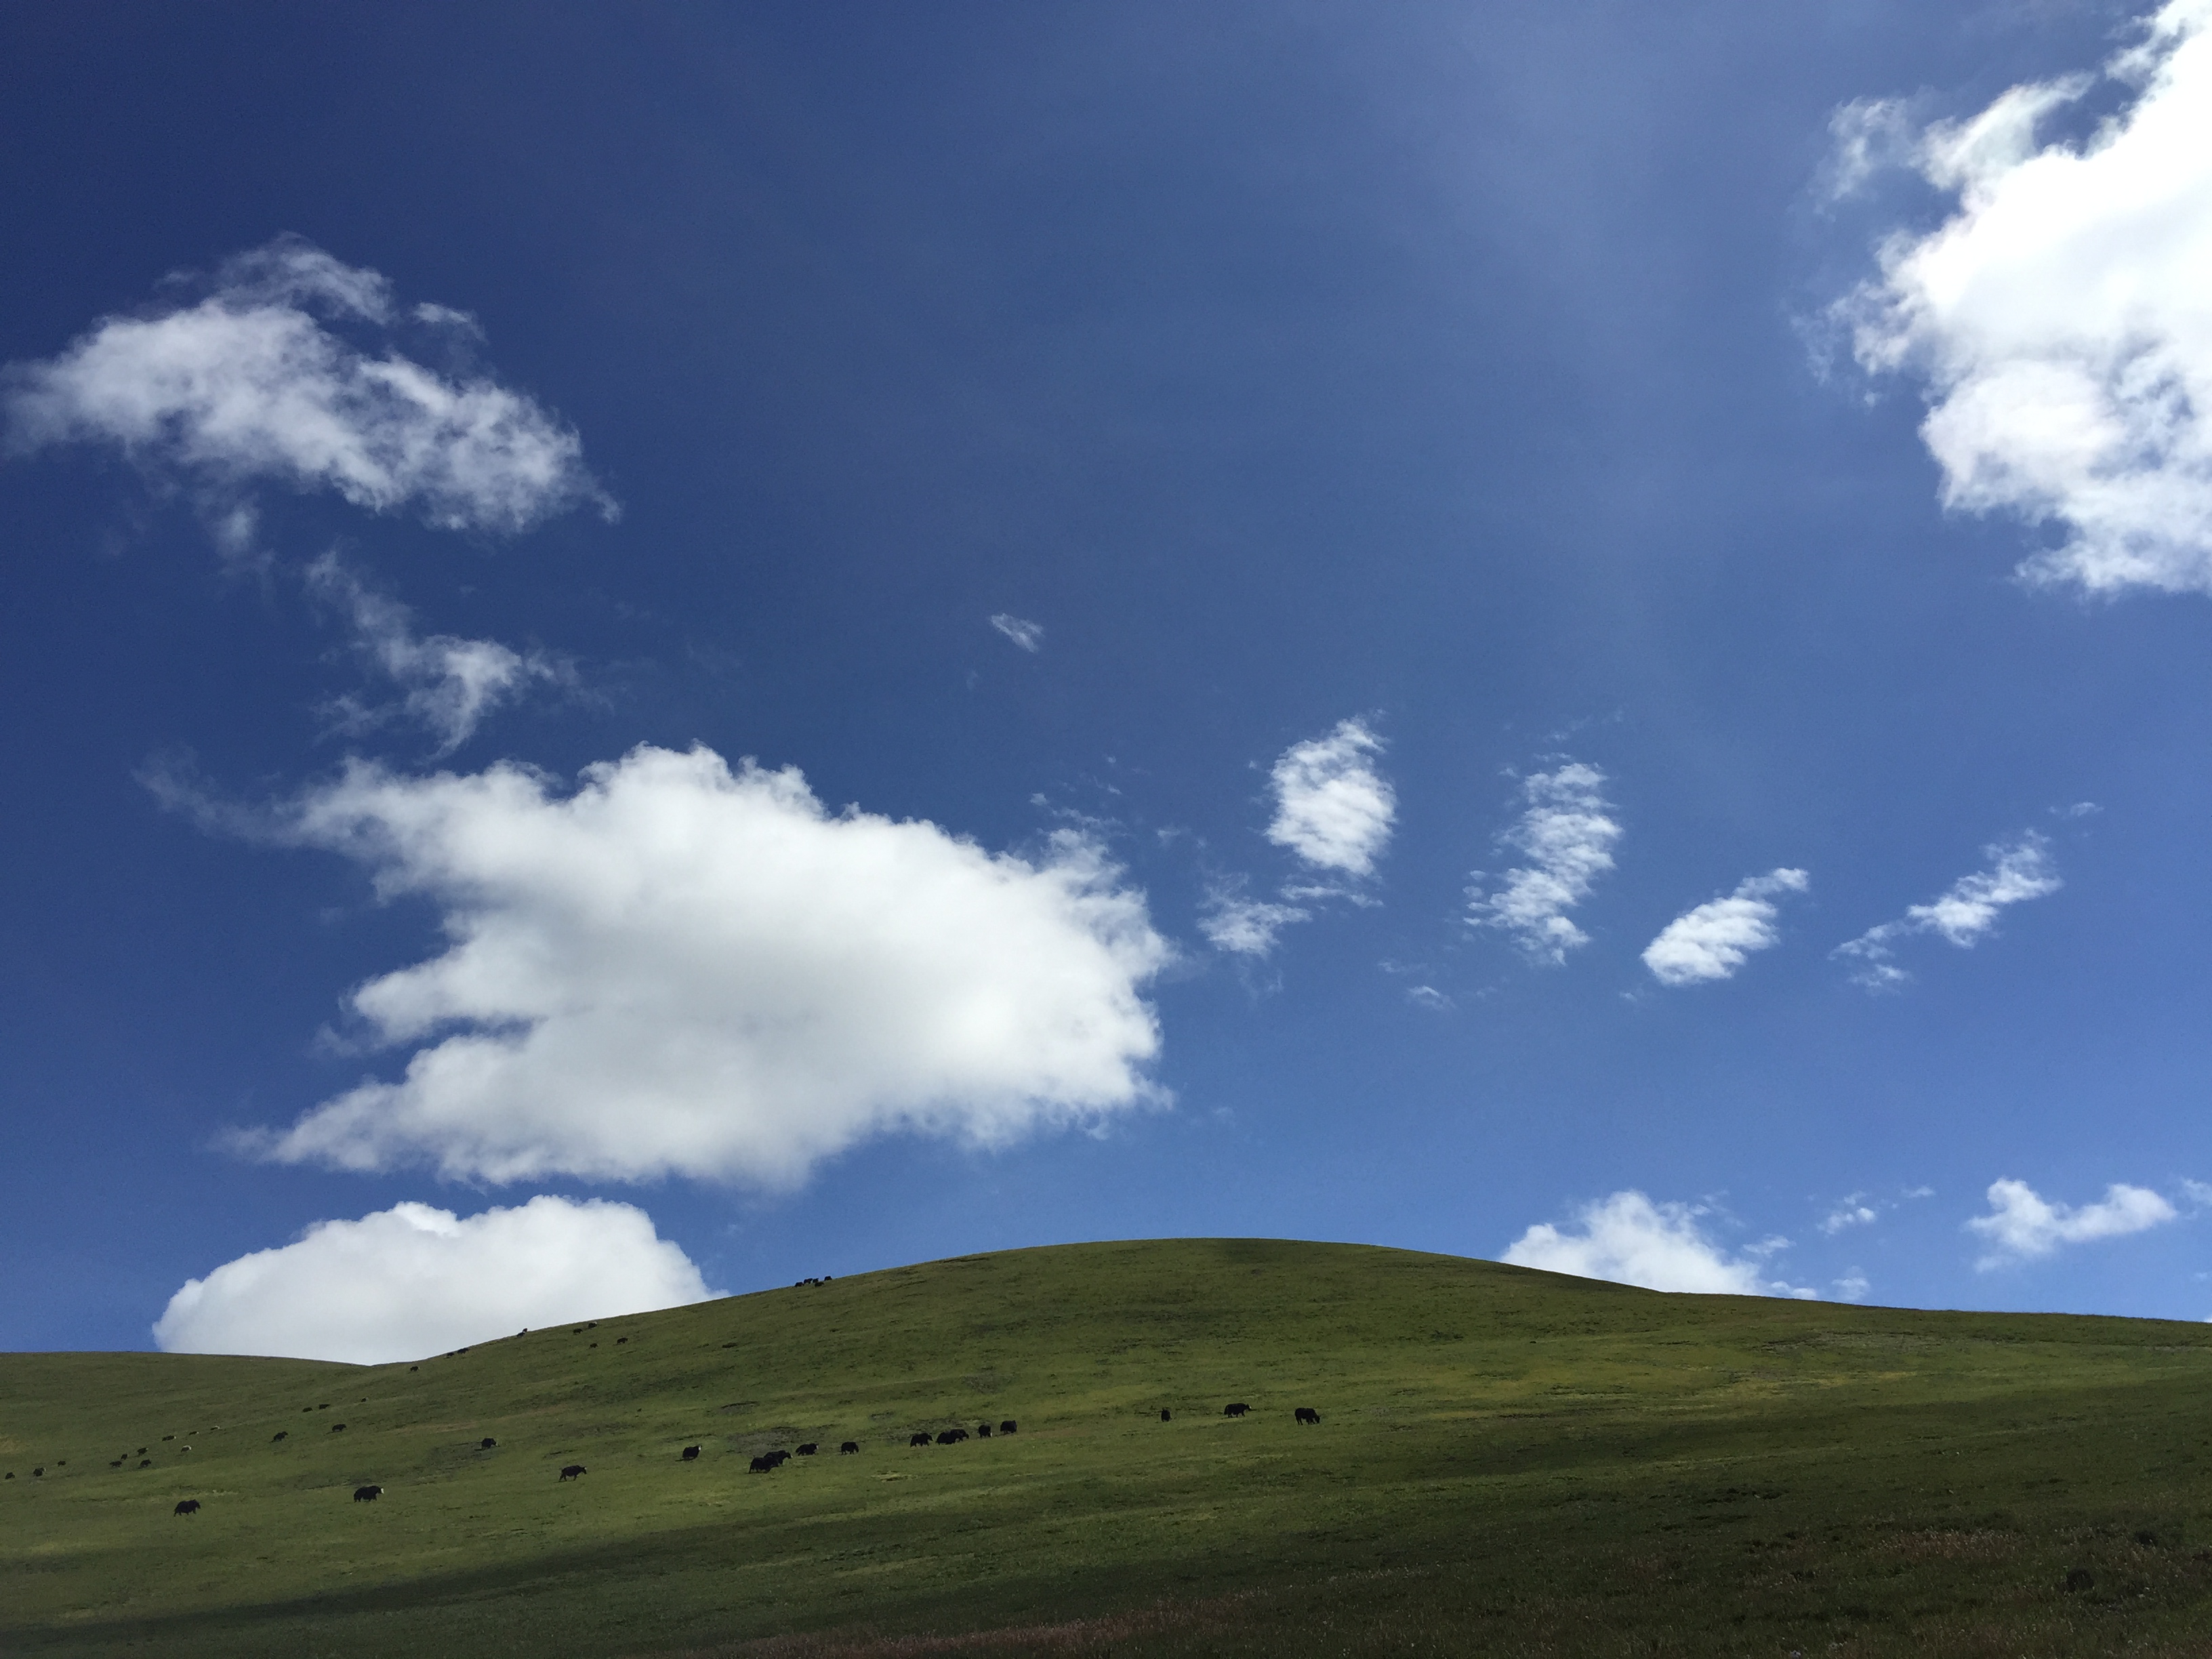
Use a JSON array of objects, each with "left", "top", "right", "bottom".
[{"left": 6, "top": 1238, "right": 2212, "bottom": 1656}]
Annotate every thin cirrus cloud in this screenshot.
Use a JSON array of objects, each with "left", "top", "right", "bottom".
[
  {"left": 1467, "top": 762, "right": 1620, "bottom": 964},
  {"left": 1965, "top": 1177, "right": 2177, "bottom": 1270},
  {"left": 1833, "top": 1, "right": 2212, "bottom": 595},
  {"left": 989, "top": 613, "right": 1044, "bottom": 653},
  {"left": 1, "top": 234, "right": 610, "bottom": 550},
  {"left": 1265, "top": 718, "right": 1395, "bottom": 880},
  {"left": 152, "top": 1195, "right": 716, "bottom": 1364},
  {"left": 1641, "top": 867, "right": 1809, "bottom": 987},
  {"left": 1833, "top": 832, "right": 2060, "bottom": 987},
  {"left": 157, "top": 743, "right": 1172, "bottom": 1187},
  {"left": 1502, "top": 1190, "right": 1816, "bottom": 1298},
  {"left": 307, "top": 554, "right": 568, "bottom": 756}
]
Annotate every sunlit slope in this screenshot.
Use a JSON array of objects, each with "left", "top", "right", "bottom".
[{"left": 6, "top": 1238, "right": 2212, "bottom": 1657}]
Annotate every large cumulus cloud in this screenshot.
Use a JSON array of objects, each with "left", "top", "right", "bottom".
[{"left": 202, "top": 743, "right": 1172, "bottom": 1185}]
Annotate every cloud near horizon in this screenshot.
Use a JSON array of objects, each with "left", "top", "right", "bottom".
[
  {"left": 1834, "top": 833, "right": 2060, "bottom": 987},
  {"left": 2, "top": 235, "right": 608, "bottom": 547},
  {"left": 176, "top": 743, "right": 1172, "bottom": 1186},
  {"left": 1265, "top": 718, "right": 1395, "bottom": 879},
  {"left": 1967, "top": 1176, "right": 2177, "bottom": 1269},
  {"left": 1467, "top": 762, "right": 1620, "bottom": 964},
  {"left": 152, "top": 1195, "right": 715, "bottom": 1364},
  {"left": 1837, "top": 1, "right": 2212, "bottom": 594},
  {"left": 1642, "top": 867, "right": 1809, "bottom": 987},
  {"left": 1502, "top": 1189, "right": 1816, "bottom": 1298}
]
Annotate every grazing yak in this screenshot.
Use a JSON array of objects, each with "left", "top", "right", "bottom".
[
  {"left": 680, "top": 1445, "right": 701, "bottom": 1461},
  {"left": 272, "top": 1431, "right": 287, "bottom": 1443},
  {"left": 909, "top": 1432, "right": 933, "bottom": 1448},
  {"left": 352, "top": 1486, "right": 382, "bottom": 1502},
  {"left": 1295, "top": 1407, "right": 1320, "bottom": 1425},
  {"left": 1223, "top": 1402, "right": 1249, "bottom": 1417},
  {"left": 935, "top": 1429, "right": 968, "bottom": 1446},
  {"left": 748, "top": 1454, "right": 780, "bottom": 1473},
  {"left": 1160, "top": 1410, "right": 1171, "bottom": 1422},
  {"left": 173, "top": 1499, "right": 201, "bottom": 1516},
  {"left": 1001, "top": 1420, "right": 1017, "bottom": 1434},
  {"left": 796, "top": 1443, "right": 818, "bottom": 1456},
  {"left": 977, "top": 1423, "right": 991, "bottom": 1437},
  {"left": 558, "top": 1465, "right": 586, "bottom": 1481},
  {"left": 480, "top": 1438, "right": 497, "bottom": 1450},
  {"left": 839, "top": 1441, "right": 859, "bottom": 1455}
]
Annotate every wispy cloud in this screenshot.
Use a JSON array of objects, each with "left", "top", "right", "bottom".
[
  {"left": 1503, "top": 1189, "right": 1815, "bottom": 1298},
  {"left": 1197, "top": 883, "right": 1309, "bottom": 958},
  {"left": 989, "top": 613, "right": 1044, "bottom": 653},
  {"left": 1642, "top": 867, "right": 1809, "bottom": 987},
  {"left": 2, "top": 235, "right": 609, "bottom": 551},
  {"left": 1467, "top": 762, "right": 1620, "bottom": 964},
  {"left": 1266, "top": 718, "right": 1394, "bottom": 879},
  {"left": 1832, "top": 3, "right": 2212, "bottom": 594},
  {"left": 1967, "top": 1177, "right": 2177, "bottom": 1269},
  {"left": 1834, "top": 833, "right": 2060, "bottom": 987},
  {"left": 308, "top": 556, "right": 567, "bottom": 755}
]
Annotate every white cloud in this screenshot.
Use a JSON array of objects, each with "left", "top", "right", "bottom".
[
  {"left": 1834, "top": 1270, "right": 1872, "bottom": 1303},
  {"left": 1967, "top": 1176, "right": 2177, "bottom": 1269},
  {"left": 1265, "top": 719, "right": 1395, "bottom": 878},
  {"left": 1837, "top": 2, "right": 2212, "bottom": 594},
  {"left": 989, "top": 613, "right": 1044, "bottom": 653},
  {"left": 1467, "top": 762, "right": 1620, "bottom": 964},
  {"left": 1834, "top": 833, "right": 2061, "bottom": 987},
  {"left": 152, "top": 1195, "right": 714, "bottom": 1364},
  {"left": 1821, "top": 1195, "right": 1881, "bottom": 1235},
  {"left": 3, "top": 235, "right": 609, "bottom": 540},
  {"left": 1502, "top": 1190, "right": 1814, "bottom": 1298},
  {"left": 1198, "top": 884, "right": 1309, "bottom": 956},
  {"left": 308, "top": 556, "right": 566, "bottom": 755},
  {"left": 1641, "top": 867, "right": 1809, "bottom": 987},
  {"left": 207, "top": 743, "right": 1170, "bottom": 1186}
]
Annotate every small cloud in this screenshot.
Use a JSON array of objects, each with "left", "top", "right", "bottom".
[
  {"left": 1903, "top": 1185, "right": 1935, "bottom": 1200},
  {"left": 1834, "top": 833, "right": 2060, "bottom": 987},
  {"left": 1405, "top": 985, "right": 1450, "bottom": 1012},
  {"left": 151, "top": 1195, "right": 716, "bottom": 1364},
  {"left": 1818, "top": 96, "right": 1922, "bottom": 202},
  {"left": 1, "top": 234, "right": 611, "bottom": 544},
  {"left": 307, "top": 555, "right": 567, "bottom": 755},
  {"left": 1198, "top": 883, "right": 1309, "bottom": 957},
  {"left": 1266, "top": 718, "right": 1395, "bottom": 878},
  {"left": 1642, "top": 867, "right": 1809, "bottom": 987},
  {"left": 2057, "top": 802, "right": 2102, "bottom": 819},
  {"left": 1467, "top": 762, "right": 1621, "bottom": 964},
  {"left": 1966, "top": 1176, "right": 2177, "bottom": 1270},
  {"left": 1834, "top": 1270, "right": 1872, "bottom": 1303},
  {"left": 1821, "top": 1194, "right": 1881, "bottom": 1235},
  {"left": 1502, "top": 1189, "right": 1811, "bottom": 1298},
  {"left": 989, "top": 613, "right": 1044, "bottom": 653}
]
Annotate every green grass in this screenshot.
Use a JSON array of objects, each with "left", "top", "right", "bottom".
[{"left": 7, "top": 1238, "right": 2212, "bottom": 1656}]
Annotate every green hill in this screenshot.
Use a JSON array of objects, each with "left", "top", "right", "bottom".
[{"left": 5, "top": 1238, "right": 2212, "bottom": 1656}]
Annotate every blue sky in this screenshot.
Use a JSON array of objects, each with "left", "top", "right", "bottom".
[{"left": 7, "top": 0, "right": 2212, "bottom": 1360}]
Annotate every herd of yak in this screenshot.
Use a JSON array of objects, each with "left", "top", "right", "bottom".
[{"left": 133, "top": 1401, "right": 1325, "bottom": 1515}]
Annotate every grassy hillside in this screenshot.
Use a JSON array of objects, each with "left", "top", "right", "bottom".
[{"left": 6, "top": 1238, "right": 2212, "bottom": 1656}]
